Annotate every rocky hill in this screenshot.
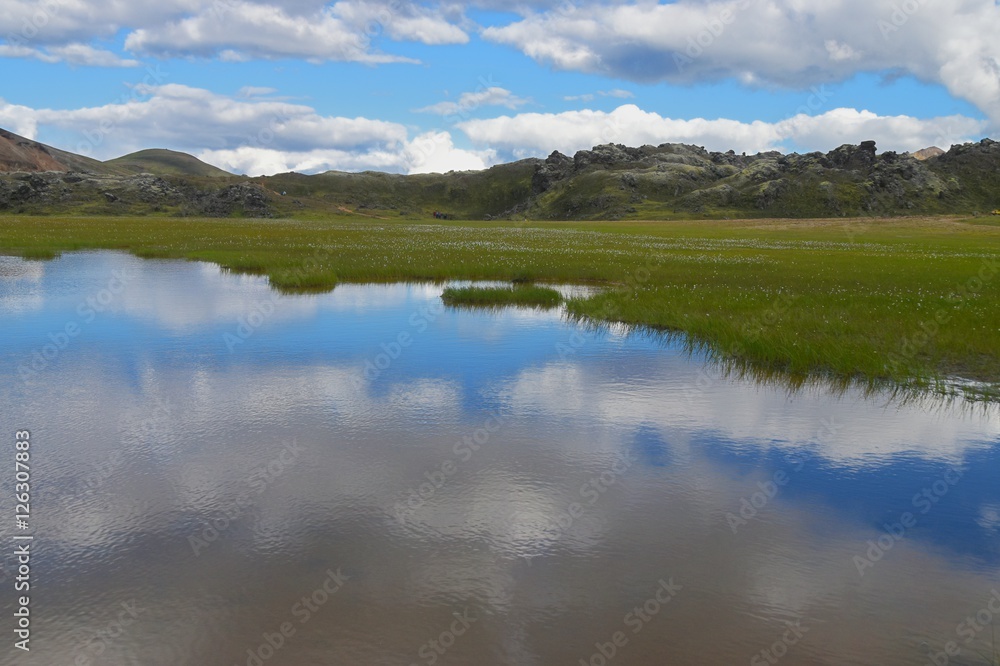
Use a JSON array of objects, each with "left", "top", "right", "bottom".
[
  {"left": 0, "top": 128, "right": 123, "bottom": 175},
  {"left": 1, "top": 126, "right": 998, "bottom": 220},
  {"left": 515, "top": 139, "right": 1000, "bottom": 219},
  {"left": 910, "top": 146, "right": 945, "bottom": 161}
]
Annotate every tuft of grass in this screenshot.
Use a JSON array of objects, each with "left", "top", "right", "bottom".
[
  {"left": 18, "top": 248, "right": 59, "bottom": 260},
  {"left": 511, "top": 269, "right": 536, "bottom": 284},
  {"left": 268, "top": 267, "right": 338, "bottom": 293},
  {"left": 442, "top": 285, "right": 563, "bottom": 308}
]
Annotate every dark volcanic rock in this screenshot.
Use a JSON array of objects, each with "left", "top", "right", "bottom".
[
  {"left": 128, "top": 175, "right": 181, "bottom": 203},
  {"left": 572, "top": 143, "right": 650, "bottom": 170},
  {"left": 194, "top": 183, "right": 272, "bottom": 218},
  {"left": 824, "top": 141, "right": 878, "bottom": 171},
  {"left": 0, "top": 173, "right": 49, "bottom": 208},
  {"left": 532, "top": 151, "right": 574, "bottom": 194}
]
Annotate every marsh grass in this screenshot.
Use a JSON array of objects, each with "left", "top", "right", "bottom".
[
  {"left": 442, "top": 285, "right": 563, "bottom": 308},
  {"left": 19, "top": 248, "right": 59, "bottom": 260},
  {"left": 268, "top": 268, "right": 339, "bottom": 293},
  {"left": 1, "top": 215, "right": 998, "bottom": 401}
]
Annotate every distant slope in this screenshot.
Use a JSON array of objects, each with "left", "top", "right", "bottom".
[
  {"left": 910, "top": 146, "right": 945, "bottom": 161},
  {"left": 105, "top": 149, "right": 233, "bottom": 177},
  {"left": 0, "top": 128, "right": 122, "bottom": 175},
  {"left": 261, "top": 159, "right": 539, "bottom": 219}
]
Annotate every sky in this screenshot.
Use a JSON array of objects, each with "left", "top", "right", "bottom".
[{"left": 1, "top": 0, "right": 998, "bottom": 176}]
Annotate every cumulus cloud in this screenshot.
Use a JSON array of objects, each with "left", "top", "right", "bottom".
[
  {"left": 458, "top": 104, "right": 987, "bottom": 159},
  {"left": 0, "top": 98, "right": 39, "bottom": 138},
  {"left": 198, "top": 131, "right": 493, "bottom": 176},
  {"left": 25, "top": 83, "right": 406, "bottom": 157},
  {"left": 481, "top": 0, "right": 1000, "bottom": 128},
  {"left": 403, "top": 131, "right": 495, "bottom": 173},
  {"left": 9, "top": 84, "right": 492, "bottom": 175},
  {"left": 778, "top": 108, "right": 986, "bottom": 155},
  {"left": 0, "top": 42, "right": 139, "bottom": 67},
  {"left": 415, "top": 86, "right": 530, "bottom": 115},
  {"left": 0, "top": 0, "right": 466, "bottom": 65},
  {"left": 125, "top": 2, "right": 400, "bottom": 63},
  {"left": 0, "top": 0, "right": 200, "bottom": 45}
]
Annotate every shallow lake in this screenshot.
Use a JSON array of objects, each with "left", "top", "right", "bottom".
[{"left": 1, "top": 251, "right": 999, "bottom": 666}]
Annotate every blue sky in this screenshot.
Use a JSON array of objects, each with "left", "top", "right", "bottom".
[{"left": 1, "top": 1, "right": 998, "bottom": 175}]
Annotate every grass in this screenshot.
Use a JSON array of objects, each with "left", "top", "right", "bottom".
[
  {"left": 442, "top": 285, "right": 563, "bottom": 308},
  {"left": 1, "top": 214, "right": 998, "bottom": 401},
  {"left": 268, "top": 267, "right": 339, "bottom": 293}
]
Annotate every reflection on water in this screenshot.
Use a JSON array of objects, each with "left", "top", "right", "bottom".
[{"left": 1, "top": 252, "right": 999, "bottom": 666}]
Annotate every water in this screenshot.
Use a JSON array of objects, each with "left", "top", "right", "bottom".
[{"left": 1, "top": 251, "right": 998, "bottom": 666}]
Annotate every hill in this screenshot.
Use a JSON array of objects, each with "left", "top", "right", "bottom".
[
  {"left": 105, "top": 149, "right": 233, "bottom": 178},
  {"left": 910, "top": 146, "right": 945, "bottom": 161},
  {"left": 0, "top": 128, "right": 123, "bottom": 175}
]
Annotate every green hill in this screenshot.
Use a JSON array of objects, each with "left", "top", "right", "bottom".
[
  {"left": 260, "top": 159, "right": 539, "bottom": 219},
  {"left": 105, "top": 149, "right": 233, "bottom": 178}
]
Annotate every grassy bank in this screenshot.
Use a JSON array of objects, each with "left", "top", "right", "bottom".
[
  {"left": 442, "top": 285, "right": 563, "bottom": 308},
  {"left": 1, "top": 215, "right": 998, "bottom": 400}
]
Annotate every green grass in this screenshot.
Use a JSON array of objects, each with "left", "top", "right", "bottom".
[
  {"left": 268, "top": 267, "right": 339, "bottom": 293},
  {"left": 442, "top": 285, "right": 563, "bottom": 308},
  {"left": 1, "top": 214, "right": 999, "bottom": 401}
]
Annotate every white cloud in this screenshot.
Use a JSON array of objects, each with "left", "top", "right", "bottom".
[
  {"left": 0, "top": 0, "right": 201, "bottom": 45},
  {"left": 0, "top": 0, "right": 466, "bottom": 65},
  {"left": 124, "top": 2, "right": 409, "bottom": 64},
  {"left": 499, "top": 357, "right": 1000, "bottom": 466},
  {"left": 330, "top": 0, "right": 468, "bottom": 45},
  {"left": 415, "top": 86, "right": 530, "bottom": 116},
  {"left": 404, "top": 130, "right": 494, "bottom": 173},
  {"left": 49, "top": 43, "right": 142, "bottom": 67},
  {"left": 197, "top": 146, "right": 403, "bottom": 176},
  {"left": 458, "top": 104, "right": 987, "bottom": 158},
  {"left": 0, "top": 42, "right": 139, "bottom": 67},
  {"left": 24, "top": 83, "right": 408, "bottom": 158},
  {"left": 481, "top": 0, "right": 1000, "bottom": 128},
  {"left": 777, "top": 108, "right": 987, "bottom": 155},
  {"left": 0, "top": 98, "right": 40, "bottom": 138},
  {"left": 199, "top": 131, "right": 494, "bottom": 175},
  {"left": 564, "top": 88, "right": 634, "bottom": 102}
]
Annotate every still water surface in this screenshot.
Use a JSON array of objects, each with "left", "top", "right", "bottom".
[{"left": 1, "top": 252, "right": 999, "bottom": 666}]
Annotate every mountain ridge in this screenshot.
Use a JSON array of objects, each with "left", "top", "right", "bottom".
[{"left": 1, "top": 127, "right": 998, "bottom": 220}]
